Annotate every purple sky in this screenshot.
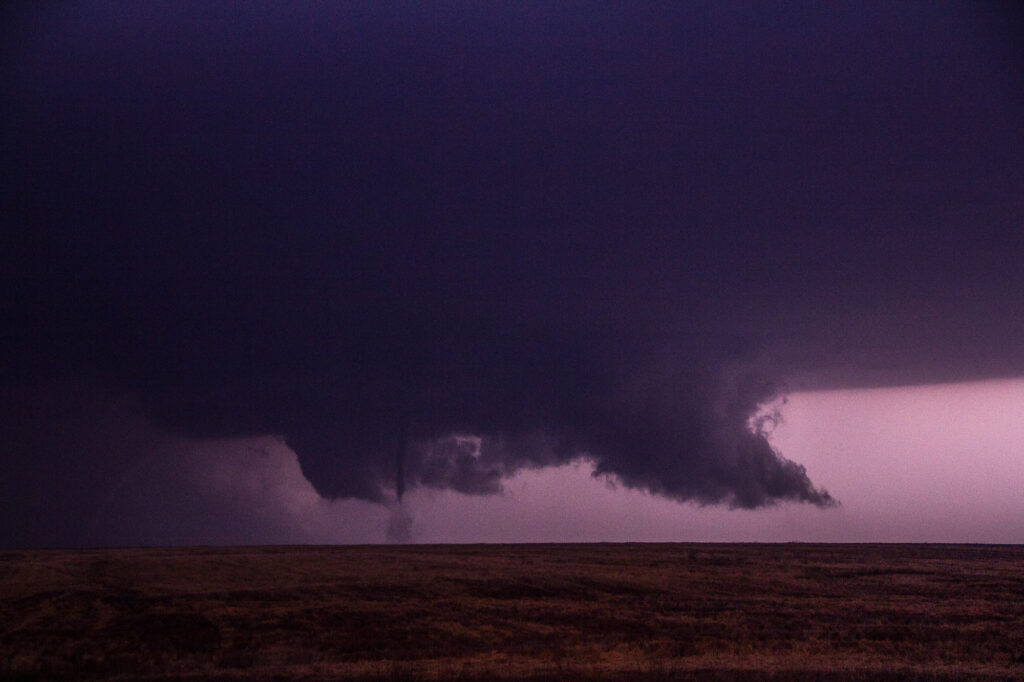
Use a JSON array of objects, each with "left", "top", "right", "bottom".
[{"left": 2, "top": 2, "right": 1023, "bottom": 547}]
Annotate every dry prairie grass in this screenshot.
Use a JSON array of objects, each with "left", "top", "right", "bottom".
[{"left": 1, "top": 544, "right": 1022, "bottom": 680}]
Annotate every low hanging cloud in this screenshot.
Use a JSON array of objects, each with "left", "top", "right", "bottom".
[
  {"left": 373, "top": 356, "right": 833, "bottom": 509},
  {"left": 0, "top": 384, "right": 391, "bottom": 547}
]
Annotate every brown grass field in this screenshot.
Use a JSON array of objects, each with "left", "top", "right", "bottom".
[{"left": 1, "top": 543, "right": 1022, "bottom": 680}]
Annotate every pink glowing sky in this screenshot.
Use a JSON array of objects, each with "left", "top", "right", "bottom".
[
  {"left": 136, "top": 377, "right": 1023, "bottom": 545},
  {"left": 394, "top": 379, "right": 1024, "bottom": 543}
]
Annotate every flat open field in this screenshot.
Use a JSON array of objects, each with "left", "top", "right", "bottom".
[{"left": 1, "top": 544, "right": 1022, "bottom": 680}]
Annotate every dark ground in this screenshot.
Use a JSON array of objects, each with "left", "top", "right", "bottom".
[{"left": 1, "top": 543, "right": 1022, "bottom": 680}]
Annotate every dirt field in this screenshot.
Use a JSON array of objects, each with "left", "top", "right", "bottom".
[{"left": 1, "top": 543, "right": 1022, "bottom": 680}]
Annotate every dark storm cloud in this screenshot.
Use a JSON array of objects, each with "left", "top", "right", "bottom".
[
  {"left": 3, "top": 2, "right": 1023, "bottom": 529},
  {"left": 0, "top": 384, "right": 324, "bottom": 547}
]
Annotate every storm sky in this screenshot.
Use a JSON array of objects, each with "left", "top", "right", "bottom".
[{"left": 2, "top": 2, "right": 1023, "bottom": 547}]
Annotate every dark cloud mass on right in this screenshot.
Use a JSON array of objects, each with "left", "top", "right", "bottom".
[{"left": 2, "top": 2, "right": 1024, "bottom": 543}]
